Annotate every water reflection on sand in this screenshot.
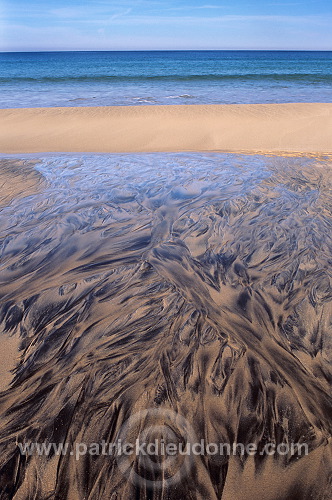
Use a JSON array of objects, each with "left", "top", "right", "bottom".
[{"left": 0, "top": 153, "right": 331, "bottom": 500}]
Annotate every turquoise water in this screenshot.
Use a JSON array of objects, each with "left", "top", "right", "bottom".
[{"left": 1, "top": 50, "right": 332, "bottom": 108}]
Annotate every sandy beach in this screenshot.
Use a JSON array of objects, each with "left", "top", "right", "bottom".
[
  {"left": 0, "top": 101, "right": 332, "bottom": 499},
  {"left": 0, "top": 150, "right": 332, "bottom": 499},
  {"left": 1, "top": 103, "right": 332, "bottom": 154}
]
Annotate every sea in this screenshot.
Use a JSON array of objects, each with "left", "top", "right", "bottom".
[{"left": 1, "top": 50, "right": 332, "bottom": 108}]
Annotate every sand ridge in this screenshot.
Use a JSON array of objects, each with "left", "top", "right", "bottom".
[{"left": 0, "top": 103, "right": 332, "bottom": 154}]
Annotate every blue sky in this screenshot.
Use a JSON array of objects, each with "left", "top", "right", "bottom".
[{"left": 1, "top": 0, "right": 332, "bottom": 51}]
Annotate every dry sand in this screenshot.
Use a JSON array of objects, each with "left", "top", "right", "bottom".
[{"left": 0, "top": 103, "right": 332, "bottom": 154}]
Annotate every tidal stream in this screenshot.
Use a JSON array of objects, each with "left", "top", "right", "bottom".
[{"left": 0, "top": 153, "right": 331, "bottom": 500}]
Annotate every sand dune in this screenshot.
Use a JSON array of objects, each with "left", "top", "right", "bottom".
[{"left": 0, "top": 103, "right": 332, "bottom": 154}]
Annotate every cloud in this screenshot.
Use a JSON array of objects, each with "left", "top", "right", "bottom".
[
  {"left": 167, "top": 4, "right": 229, "bottom": 10},
  {"left": 109, "top": 8, "right": 132, "bottom": 21},
  {"left": 268, "top": 2, "right": 302, "bottom": 5},
  {"left": 51, "top": 6, "right": 132, "bottom": 19},
  {"left": 2, "top": 0, "right": 332, "bottom": 51},
  {"left": 69, "top": 13, "right": 332, "bottom": 27}
]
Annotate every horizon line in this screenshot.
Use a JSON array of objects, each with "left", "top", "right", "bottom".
[{"left": 2, "top": 49, "right": 332, "bottom": 53}]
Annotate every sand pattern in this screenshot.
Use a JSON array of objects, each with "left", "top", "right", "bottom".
[
  {"left": 0, "top": 159, "right": 44, "bottom": 208},
  {"left": 0, "top": 153, "right": 331, "bottom": 499}
]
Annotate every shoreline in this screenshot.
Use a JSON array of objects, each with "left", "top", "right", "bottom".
[{"left": 0, "top": 103, "right": 332, "bottom": 154}]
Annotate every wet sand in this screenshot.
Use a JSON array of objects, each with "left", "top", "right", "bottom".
[
  {"left": 0, "top": 159, "right": 44, "bottom": 207},
  {"left": 1, "top": 103, "right": 332, "bottom": 154},
  {"left": 0, "top": 153, "right": 331, "bottom": 499}
]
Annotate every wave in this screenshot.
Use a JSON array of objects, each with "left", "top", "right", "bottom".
[{"left": 1, "top": 73, "right": 332, "bottom": 85}]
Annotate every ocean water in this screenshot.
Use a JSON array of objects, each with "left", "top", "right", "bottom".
[{"left": 1, "top": 50, "right": 332, "bottom": 108}]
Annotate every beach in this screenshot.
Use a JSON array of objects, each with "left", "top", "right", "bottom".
[
  {"left": 0, "top": 148, "right": 331, "bottom": 499},
  {"left": 1, "top": 103, "right": 332, "bottom": 154}
]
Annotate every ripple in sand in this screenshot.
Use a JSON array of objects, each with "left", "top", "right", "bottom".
[{"left": 0, "top": 153, "right": 331, "bottom": 500}]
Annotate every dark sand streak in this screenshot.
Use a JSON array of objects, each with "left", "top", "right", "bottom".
[{"left": 0, "top": 153, "right": 331, "bottom": 500}]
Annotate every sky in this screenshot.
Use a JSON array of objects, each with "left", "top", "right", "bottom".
[{"left": 1, "top": 0, "right": 332, "bottom": 51}]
